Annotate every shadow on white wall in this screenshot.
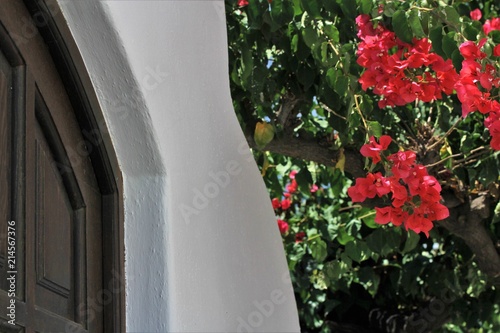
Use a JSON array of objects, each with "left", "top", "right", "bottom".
[{"left": 57, "top": 0, "right": 301, "bottom": 332}]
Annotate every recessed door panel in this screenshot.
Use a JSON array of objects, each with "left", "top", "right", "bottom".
[{"left": 0, "top": 0, "right": 113, "bottom": 332}]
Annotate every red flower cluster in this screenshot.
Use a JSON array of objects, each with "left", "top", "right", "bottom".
[
  {"left": 277, "top": 219, "right": 289, "bottom": 234},
  {"left": 271, "top": 170, "right": 304, "bottom": 236},
  {"left": 455, "top": 35, "right": 500, "bottom": 150},
  {"left": 470, "top": 8, "right": 482, "bottom": 21},
  {"left": 356, "top": 11, "right": 500, "bottom": 151},
  {"left": 483, "top": 17, "right": 500, "bottom": 34},
  {"left": 295, "top": 231, "right": 306, "bottom": 243},
  {"left": 356, "top": 14, "right": 458, "bottom": 108},
  {"left": 348, "top": 136, "right": 449, "bottom": 237}
]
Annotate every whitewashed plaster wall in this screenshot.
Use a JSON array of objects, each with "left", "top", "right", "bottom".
[{"left": 57, "top": 0, "right": 300, "bottom": 332}]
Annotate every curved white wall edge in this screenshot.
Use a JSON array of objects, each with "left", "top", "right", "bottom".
[{"left": 57, "top": 0, "right": 300, "bottom": 332}]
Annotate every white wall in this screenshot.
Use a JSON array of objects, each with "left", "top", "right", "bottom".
[{"left": 57, "top": 0, "right": 300, "bottom": 332}]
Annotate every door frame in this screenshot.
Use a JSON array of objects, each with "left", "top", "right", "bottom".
[{"left": 21, "top": 0, "right": 125, "bottom": 331}]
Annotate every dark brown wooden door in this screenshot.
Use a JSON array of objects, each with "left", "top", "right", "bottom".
[{"left": 0, "top": 1, "right": 104, "bottom": 332}]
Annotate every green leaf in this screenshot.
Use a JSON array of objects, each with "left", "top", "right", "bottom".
[
  {"left": 326, "top": 68, "right": 337, "bottom": 89},
  {"left": 368, "top": 121, "right": 383, "bottom": 138},
  {"left": 478, "top": 152, "right": 500, "bottom": 186},
  {"left": 444, "top": 6, "right": 461, "bottom": 26},
  {"left": 302, "top": 26, "right": 318, "bottom": 48},
  {"left": 492, "top": 201, "right": 500, "bottom": 224},
  {"left": 270, "top": 0, "right": 294, "bottom": 31},
  {"left": 402, "top": 230, "right": 420, "bottom": 253},
  {"left": 246, "top": 0, "right": 264, "bottom": 30},
  {"left": 366, "top": 228, "right": 401, "bottom": 257},
  {"left": 392, "top": 10, "right": 413, "bottom": 43},
  {"left": 358, "top": 0, "right": 373, "bottom": 15},
  {"left": 291, "top": 34, "right": 299, "bottom": 53},
  {"left": 324, "top": 260, "right": 349, "bottom": 280},
  {"left": 336, "top": 0, "right": 356, "bottom": 19},
  {"left": 357, "top": 267, "right": 380, "bottom": 297},
  {"left": 254, "top": 122, "right": 275, "bottom": 148},
  {"left": 451, "top": 49, "right": 463, "bottom": 72},
  {"left": 442, "top": 32, "right": 458, "bottom": 59},
  {"left": 337, "top": 226, "right": 354, "bottom": 245},
  {"left": 408, "top": 9, "right": 426, "bottom": 38},
  {"left": 429, "top": 26, "right": 445, "bottom": 58},
  {"left": 463, "top": 22, "right": 480, "bottom": 41},
  {"left": 297, "top": 65, "right": 315, "bottom": 90},
  {"left": 420, "top": 10, "right": 430, "bottom": 35},
  {"left": 361, "top": 212, "right": 378, "bottom": 229},
  {"left": 345, "top": 240, "right": 371, "bottom": 263},
  {"left": 334, "top": 75, "right": 349, "bottom": 98},
  {"left": 383, "top": 3, "right": 396, "bottom": 17},
  {"left": 291, "top": 0, "right": 303, "bottom": 16},
  {"left": 240, "top": 44, "right": 254, "bottom": 89},
  {"left": 310, "top": 239, "right": 328, "bottom": 262},
  {"left": 360, "top": 95, "right": 373, "bottom": 115},
  {"left": 490, "top": 30, "right": 500, "bottom": 44},
  {"left": 301, "top": 0, "right": 322, "bottom": 19},
  {"left": 323, "top": 24, "right": 339, "bottom": 43}
]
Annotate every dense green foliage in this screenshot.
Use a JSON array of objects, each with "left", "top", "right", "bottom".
[{"left": 226, "top": 1, "right": 500, "bottom": 332}]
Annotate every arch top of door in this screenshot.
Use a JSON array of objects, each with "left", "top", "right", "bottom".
[
  {"left": 7, "top": 0, "right": 126, "bottom": 331},
  {"left": 22, "top": 0, "right": 123, "bottom": 195}
]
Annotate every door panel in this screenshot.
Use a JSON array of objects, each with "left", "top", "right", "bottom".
[
  {"left": 0, "top": 0, "right": 105, "bottom": 331},
  {"left": 34, "top": 121, "right": 75, "bottom": 321}
]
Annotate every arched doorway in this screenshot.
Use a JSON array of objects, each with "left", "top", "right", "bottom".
[{"left": 0, "top": 0, "right": 123, "bottom": 331}]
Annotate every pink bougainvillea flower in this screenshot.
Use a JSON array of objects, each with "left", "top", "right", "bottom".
[
  {"left": 289, "top": 170, "right": 298, "bottom": 179},
  {"left": 271, "top": 198, "right": 281, "bottom": 210},
  {"left": 281, "top": 198, "right": 291, "bottom": 210},
  {"left": 470, "top": 9, "right": 482, "bottom": 21},
  {"left": 422, "top": 202, "right": 450, "bottom": 221},
  {"left": 494, "top": 44, "right": 500, "bottom": 57},
  {"left": 459, "top": 39, "right": 487, "bottom": 60},
  {"left": 286, "top": 179, "right": 298, "bottom": 194},
  {"left": 360, "top": 135, "right": 392, "bottom": 164},
  {"left": 295, "top": 231, "right": 306, "bottom": 243},
  {"left": 277, "top": 219, "right": 289, "bottom": 234},
  {"left": 347, "top": 172, "right": 391, "bottom": 202},
  {"left": 237, "top": 0, "right": 249, "bottom": 7},
  {"left": 389, "top": 151, "right": 416, "bottom": 178},
  {"left": 374, "top": 206, "right": 392, "bottom": 224},
  {"left": 347, "top": 183, "right": 366, "bottom": 202},
  {"left": 310, "top": 184, "right": 319, "bottom": 193},
  {"left": 484, "top": 17, "right": 500, "bottom": 34},
  {"left": 405, "top": 213, "right": 433, "bottom": 238}
]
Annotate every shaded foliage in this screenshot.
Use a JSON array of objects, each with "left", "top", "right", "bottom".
[{"left": 226, "top": 0, "right": 500, "bottom": 332}]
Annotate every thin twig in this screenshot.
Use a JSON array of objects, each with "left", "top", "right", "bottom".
[
  {"left": 339, "top": 204, "right": 362, "bottom": 212},
  {"left": 427, "top": 118, "right": 462, "bottom": 150},
  {"left": 320, "top": 102, "right": 347, "bottom": 120},
  {"left": 354, "top": 94, "right": 369, "bottom": 132},
  {"left": 425, "top": 152, "right": 462, "bottom": 168}
]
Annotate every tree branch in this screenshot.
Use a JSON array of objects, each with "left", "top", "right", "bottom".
[
  {"left": 438, "top": 194, "right": 500, "bottom": 284},
  {"left": 245, "top": 132, "right": 366, "bottom": 178},
  {"left": 243, "top": 96, "right": 500, "bottom": 283}
]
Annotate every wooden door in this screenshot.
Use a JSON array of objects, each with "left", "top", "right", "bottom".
[{"left": 0, "top": 1, "right": 107, "bottom": 331}]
